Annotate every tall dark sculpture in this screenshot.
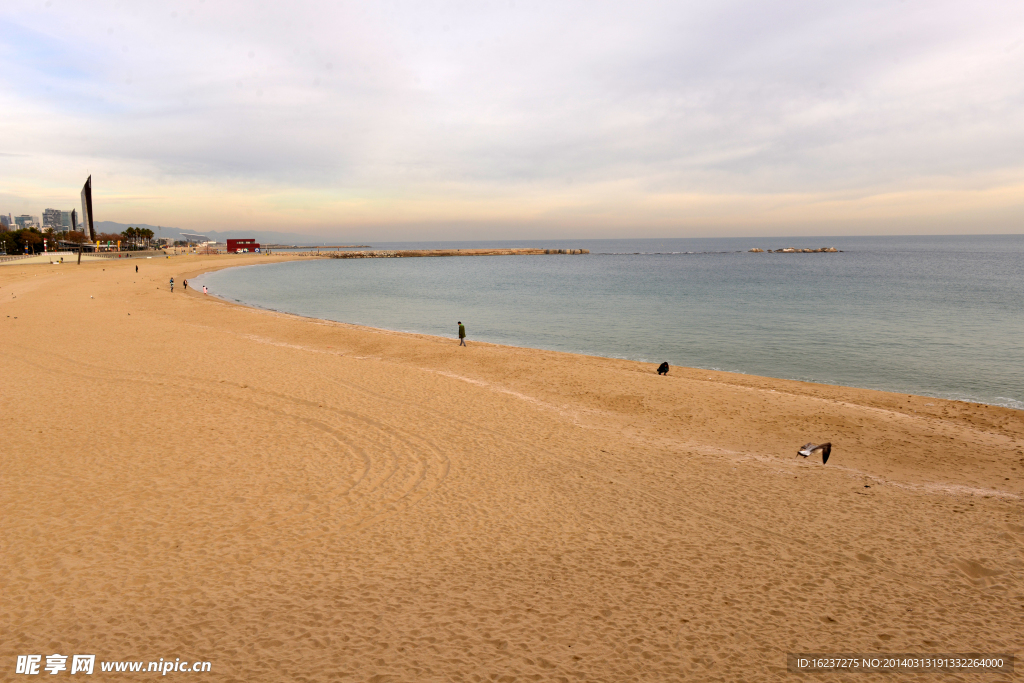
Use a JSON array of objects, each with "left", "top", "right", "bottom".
[{"left": 80, "top": 175, "right": 95, "bottom": 241}]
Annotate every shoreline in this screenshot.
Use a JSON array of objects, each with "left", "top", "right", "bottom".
[
  {"left": 187, "top": 255, "right": 1022, "bottom": 412},
  {"left": 4, "top": 252, "right": 1021, "bottom": 680}
]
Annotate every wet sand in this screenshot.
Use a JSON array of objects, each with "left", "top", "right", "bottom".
[{"left": 2, "top": 253, "right": 1021, "bottom": 681}]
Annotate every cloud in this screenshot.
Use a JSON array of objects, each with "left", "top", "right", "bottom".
[{"left": 1, "top": 0, "right": 1022, "bottom": 235}]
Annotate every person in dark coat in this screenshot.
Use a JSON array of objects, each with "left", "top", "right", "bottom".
[
  {"left": 657, "top": 361, "right": 669, "bottom": 375},
  {"left": 458, "top": 321, "right": 466, "bottom": 346}
]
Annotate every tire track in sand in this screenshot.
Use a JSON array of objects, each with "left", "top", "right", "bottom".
[{"left": 10, "top": 349, "right": 450, "bottom": 543}]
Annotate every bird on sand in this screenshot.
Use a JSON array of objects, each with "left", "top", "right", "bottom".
[{"left": 798, "top": 442, "right": 831, "bottom": 464}]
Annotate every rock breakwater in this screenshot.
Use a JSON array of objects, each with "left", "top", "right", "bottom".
[
  {"left": 325, "top": 248, "right": 589, "bottom": 259},
  {"left": 748, "top": 247, "right": 839, "bottom": 253}
]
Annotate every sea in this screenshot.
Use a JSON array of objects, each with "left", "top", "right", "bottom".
[{"left": 191, "top": 235, "right": 1024, "bottom": 410}]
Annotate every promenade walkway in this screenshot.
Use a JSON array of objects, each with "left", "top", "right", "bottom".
[{"left": 0, "top": 251, "right": 166, "bottom": 266}]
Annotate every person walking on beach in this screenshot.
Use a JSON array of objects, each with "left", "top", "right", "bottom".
[
  {"left": 135, "top": 264, "right": 138, "bottom": 273},
  {"left": 458, "top": 321, "right": 466, "bottom": 346},
  {"left": 169, "top": 277, "right": 174, "bottom": 292},
  {"left": 183, "top": 279, "right": 188, "bottom": 291},
  {"left": 203, "top": 285, "right": 208, "bottom": 295}
]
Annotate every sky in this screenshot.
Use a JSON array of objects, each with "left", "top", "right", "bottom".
[{"left": 1, "top": 0, "right": 1023, "bottom": 239}]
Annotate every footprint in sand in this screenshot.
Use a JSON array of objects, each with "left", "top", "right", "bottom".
[{"left": 952, "top": 559, "right": 1005, "bottom": 588}]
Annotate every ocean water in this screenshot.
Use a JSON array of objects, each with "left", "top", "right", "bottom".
[{"left": 192, "top": 235, "right": 1024, "bottom": 409}]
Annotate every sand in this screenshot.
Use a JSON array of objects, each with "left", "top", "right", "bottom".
[{"left": 2, "top": 253, "right": 1021, "bottom": 682}]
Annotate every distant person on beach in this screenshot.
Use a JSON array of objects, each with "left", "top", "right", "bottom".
[
  {"left": 458, "top": 321, "right": 466, "bottom": 346},
  {"left": 135, "top": 264, "right": 138, "bottom": 273},
  {"left": 658, "top": 362, "right": 669, "bottom": 375},
  {"left": 169, "top": 277, "right": 174, "bottom": 292},
  {"left": 203, "top": 285, "right": 208, "bottom": 295},
  {"left": 183, "top": 279, "right": 188, "bottom": 291}
]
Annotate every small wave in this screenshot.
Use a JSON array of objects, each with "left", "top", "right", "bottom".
[
  {"left": 941, "top": 394, "right": 1024, "bottom": 410},
  {"left": 996, "top": 398, "right": 1024, "bottom": 410}
]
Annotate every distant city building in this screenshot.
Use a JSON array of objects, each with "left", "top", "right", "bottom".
[
  {"left": 60, "top": 210, "right": 73, "bottom": 229},
  {"left": 43, "top": 208, "right": 62, "bottom": 230},
  {"left": 80, "top": 175, "right": 95, "bottom": 241},
  {"left": 15, "top": 215, "right": 37, "bottom": 228},
  {"left": 226, "top": 238, "right": 261, "bottom": 253},
  {"left": 0, "top": 214, "right": 10, "bottom": 228}
]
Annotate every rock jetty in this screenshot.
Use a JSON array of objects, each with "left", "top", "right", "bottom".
[
  {"left": 325, "top": 248, "right": 589, "bottom": 259},
  {"left": 749, "top": 247, "right": 839, "bottom": 253}
]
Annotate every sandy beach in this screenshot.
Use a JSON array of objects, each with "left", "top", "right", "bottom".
[{"left": 2, "top": 253, "right": 1021, "bottom": 681}]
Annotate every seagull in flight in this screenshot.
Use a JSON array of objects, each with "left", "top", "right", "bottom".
[{"left": 798, "top": 442, "right": 832, "bottom": 464}]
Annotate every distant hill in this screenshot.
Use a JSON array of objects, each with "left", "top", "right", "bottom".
[{"left": 92, "top": 221, "right": 329, "bottom": 246}]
